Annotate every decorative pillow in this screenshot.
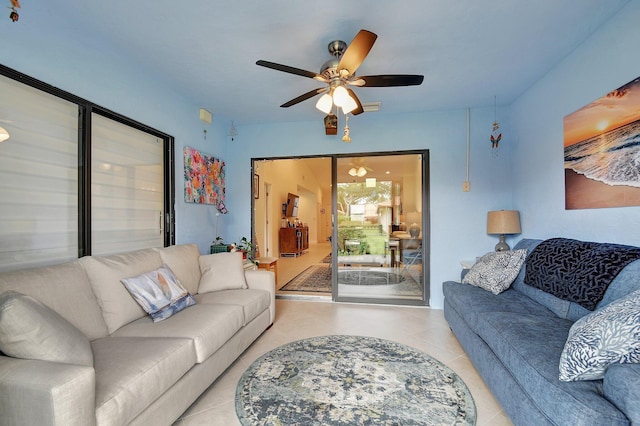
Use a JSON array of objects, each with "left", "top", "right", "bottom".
[
  {"left": 0, "top": 291, "right": 94, "bottom": 367},
  {"left": 462, "top": 249, "right": 527, "bottom": 295},
  {"left": 121, "top": 265, "right": 196, "bottom": 322},
  {"left": 198, "top": 252, "right": 247, "bottom": 293},
  {"left": 559, "top": 289, "right": 640, "bottom": 381}
]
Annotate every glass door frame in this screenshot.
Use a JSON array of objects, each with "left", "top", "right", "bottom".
[
  {"left": 331, "top": 150, "right": 430, "bottom": 306},
  {"left": 250, "top": 149, "right": 430, "bottom": 306}
]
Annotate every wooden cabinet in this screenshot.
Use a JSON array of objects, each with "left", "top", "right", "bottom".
[{"left": 279, "top": 227, "right": 308, "bottom": 257}]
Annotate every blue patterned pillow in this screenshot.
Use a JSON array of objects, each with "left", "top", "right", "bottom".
[
  {"left": 559, "top": 289, "right": 640, "bottom": 381},
  {"left": 121, "top": 265, "right": 196, "bottom": 322}
]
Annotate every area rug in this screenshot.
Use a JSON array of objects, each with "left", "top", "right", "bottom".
[
  {"left": 235, "top": 335, "right": 476, "bottom": 425},
  {"left": 280, "top": 264, "right": 331, "bottom": 293}
]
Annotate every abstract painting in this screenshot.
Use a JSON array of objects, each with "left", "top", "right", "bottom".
[
  {"left": 564, "top": 76, "right": 640, "bottom": 209},
  {"left": 183, "top": 146, "right": 225, "bottom": 208}
]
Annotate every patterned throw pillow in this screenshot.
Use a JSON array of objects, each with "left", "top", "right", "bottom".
[
  {"left": 462, "top": 249, "right": 527, "bottom": 295},
  {"left": 559, "top": 289, "right": 640, "bottom": 381},
  {"left": 121, "top": 265, "right": 196, "bottom": 322}
]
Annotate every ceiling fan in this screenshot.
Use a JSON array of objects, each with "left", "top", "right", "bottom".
[{"left": 256, "top": 29, "right": 424, "bottom": 116}]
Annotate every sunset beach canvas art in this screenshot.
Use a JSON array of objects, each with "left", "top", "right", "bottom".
[{"left": 564, "top": 76, "right": 640, "bottom": 209}]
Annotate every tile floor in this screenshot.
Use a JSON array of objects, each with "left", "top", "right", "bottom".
[{"left": 174, "top": 299, "right": 514, "bottom": 425}]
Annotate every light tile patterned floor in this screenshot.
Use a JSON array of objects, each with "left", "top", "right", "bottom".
[{"left": 174, "top": 299, "right": 513, "bottom": 425}]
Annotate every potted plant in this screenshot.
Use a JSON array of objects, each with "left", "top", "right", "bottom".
[
  {"left": 235, "top": 237, "right": 255, "bottom": 260},
  {"left": 210, "top": 236, "right": 230, "bottom": 254}
]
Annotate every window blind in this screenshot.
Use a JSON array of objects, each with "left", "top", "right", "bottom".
[
  {"left": 91, "top": 113, "right": 164, "bottom": 255},
  {"left": 0, "top": 75, "right": 79, "bottom": 271}
]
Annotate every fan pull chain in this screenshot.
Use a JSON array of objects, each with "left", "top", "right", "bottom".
[{"left": 342, "top": 114, "right": 351, "bottom": 143}]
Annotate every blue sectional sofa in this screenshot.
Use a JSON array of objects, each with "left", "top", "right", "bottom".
[{"left": 443, "top": 238, "right": 640, "bottom": 425}]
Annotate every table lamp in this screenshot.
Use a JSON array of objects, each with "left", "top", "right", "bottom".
[{"left": 487, "top": 210, "right": 521, "bottom": 251}]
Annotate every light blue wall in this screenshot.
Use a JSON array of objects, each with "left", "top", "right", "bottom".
[
  {"left": 510, "top": 1, "right": 640, "bottom": 247},
  {"left": 226, "top": 109, "right": 514, "bottom": 308},
  {"left": 3, "top": 1, "right": 638, "bottom": 308}
]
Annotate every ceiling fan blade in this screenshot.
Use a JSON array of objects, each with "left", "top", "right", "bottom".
[
  {"left": 338, "top": 29, "right": 377, "bottom": 76},
  {"left": 280, "top": 88, "right": 326, "bottom": 108},
  {"left": 256, "top": 60, "right": 322, "bottom": 80},
  {"left": 346, "top": 88, "right": 364, "bottom": 115},
  {"left": 359, "top": 74, "right": 424, "bottom": 87}
]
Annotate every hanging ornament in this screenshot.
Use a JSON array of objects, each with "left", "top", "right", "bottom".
[
  {"left": 324, "top": 113, "right": 337, "bottom": 135},
  {"left": 228, "top": 120, "right": 238, "bottom": 141},
  {"left": 342, "top": 114, "right": 351, "bottom": 143},
  {"left": 9, "top": 0, "right": 20, "bottom": 22},
  {"left": 490, "top": 96, "right": 502, "bottom": 156}
]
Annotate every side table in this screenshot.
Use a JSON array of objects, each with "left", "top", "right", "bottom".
[{"left": 255, "top": 257, "right": 278, "bottom": 282}]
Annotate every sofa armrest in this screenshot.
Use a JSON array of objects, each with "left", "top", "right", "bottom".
[
  {"left": 0, "top": 356, "right": 96, "bottom": 426},
  {"left": 603, "top": 363, "right": 640, "bottom": 424},
  {"left": 245, "top": 269, "right": 275, "bottom": 324}
]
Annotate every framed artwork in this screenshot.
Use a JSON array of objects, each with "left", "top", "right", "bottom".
[
  {"left": 564, "top": 76, "right": 640, "bottom": 209},
  {"left": 183, "top": 146, "right": 225, "bottom": 207},
  {"left": 254, "top": 174, "right": 260, "bottom": 199}
]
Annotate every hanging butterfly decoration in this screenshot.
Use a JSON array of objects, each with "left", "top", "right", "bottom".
[
  {"left": 490, "top": 96, "right": 502, "bottom": 156},
  {"left": 491, "top": 121, "right": 502, "bottom": 149},
  {"left": 8, "top": 0, "right": 20, "bottom": 22}
]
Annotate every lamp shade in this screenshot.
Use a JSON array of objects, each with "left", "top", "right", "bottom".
[
  {"left": 333, "top": 85, "right": 349, "bottom": 107},
  {"left": 316, "top": 93, "right": 333, "bottom": 114},
  {"left": 487, "top": 210, "right": 521, "bottom": 235}
]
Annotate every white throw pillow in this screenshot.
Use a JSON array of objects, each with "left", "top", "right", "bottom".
[
  {"left": 121, "top": 265, "right": 196, "bottom": 322},
  {"left": 0, "top": 291, "right": 94, "bottom": 367},
  {"left": 198, "top": 252, "right": 247, "bottom": 293},
  {"left": 559, "top": 289, "right": 640, "bottom": 381},
  {"left": 462, "top": 249, "right": 527, "bottom": 295}
]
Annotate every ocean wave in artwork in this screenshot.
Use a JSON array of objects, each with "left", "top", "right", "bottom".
[{"left": 565, "top": 119, "right": 640, "bottom": 187}]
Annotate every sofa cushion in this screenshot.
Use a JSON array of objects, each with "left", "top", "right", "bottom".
[
  {"left": 81, "top": 248, "right": 163, "bottom": 334},
  {"left": 560, "top": 289, "right": 640, "bottom": 381},
  {"left": 92, "top": 336, "right": 195, "bottom": 426},
  {"left": 156, "top": 244, "right": 201, "bottom": 295},
  {"left": 0, "top": 291, "right": 93, "bottom": 367},
  {"left": 198, "top": 252, "right": 247, "bottom": 293},
  {"left": 476, "top": 311, "right": 628, "bottom": 424},
  {"left": 462, "top": 249, "right": 526, "bottom": 294},
  {"left": 512, "top": 239, "right": 590, "bottom": 321},
  {"left": 112, "top": 303, "right": 244, "bottom": 363},
  {"left": 195, "top": 289, "right": 270, "bottom": 326},
  {"left": 604, "top": 363, "right": 640, "bottom": 424},
  {"left": 0, "top": 261, "right": 108, "bottom": 340},
  {"left": 443, "top": 281, "right": 555, "bottom": 337},
  {"left": 121, "top": 265, "right": 196, "bottom": 322}
]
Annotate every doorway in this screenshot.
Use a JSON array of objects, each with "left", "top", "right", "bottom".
[{"left": 252, "top": 151, "right": 429, "bottom": 306}]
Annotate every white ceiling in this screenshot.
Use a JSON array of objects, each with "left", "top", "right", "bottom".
[{"left": 23, "top": 1, "right": 629, "bottom": 125}]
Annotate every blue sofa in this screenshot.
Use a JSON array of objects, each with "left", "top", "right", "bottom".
[{"left": 443, "top": 238, "right": 640, "bottom": 425}]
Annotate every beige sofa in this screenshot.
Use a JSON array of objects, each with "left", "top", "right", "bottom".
[{"left": 0, "top": 244, "right": 275, "bottom": 426}]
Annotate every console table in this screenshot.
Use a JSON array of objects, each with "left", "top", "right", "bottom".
[{"left": 279, "top": 226, "right": 309, "bottom": 257}]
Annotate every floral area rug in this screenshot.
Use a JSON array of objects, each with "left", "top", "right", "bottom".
[
  {"left": 280, "top": 264, "right": 331, "bottom": 292},
  {"left": 235, "top": 335, "right": 476, "bottom": 425}
]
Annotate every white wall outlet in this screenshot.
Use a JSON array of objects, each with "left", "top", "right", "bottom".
[
  {"left": 462, "top": 181, "right": 470, "bottom": 192},
  {"left": 199, "top": 108, "right": 212, "bottom": 124}
]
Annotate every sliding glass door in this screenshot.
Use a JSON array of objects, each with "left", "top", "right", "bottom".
[{"left": 334, "top": 152, "right": 428, "bottom": 304}]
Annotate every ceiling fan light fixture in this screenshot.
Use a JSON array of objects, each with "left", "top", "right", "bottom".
[
  {"left": 0, "top": 126, "right": 10, "bottom": 142},
  {"left": 315, "top": 93, "right": 333, "bottom": 114},
  {"left": 348, "top": 167, "right": 358, "bottom": 177},
  {"left": 332, "top": 85, "right": 349, "bottom": 107},
  {"left": 357, "top": 166, "right": 367, "bottom": 177},
  {"left": 341, "top": 94, "right": 358, "bottom": 115}
]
